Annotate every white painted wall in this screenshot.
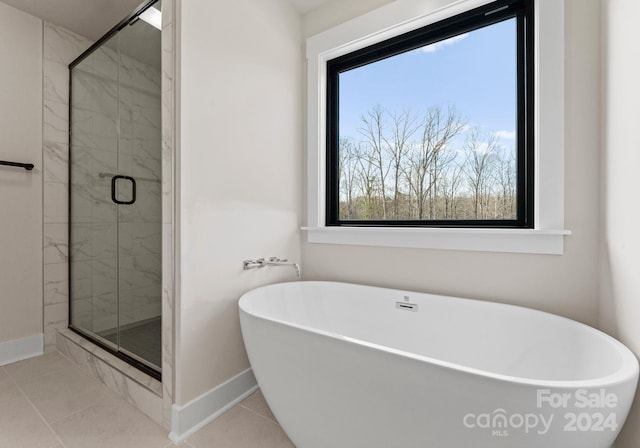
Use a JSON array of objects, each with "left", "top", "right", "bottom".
[
  {"left": 599, "top": 1, "right": 640, "bottom": 446},
  {"left": 176, "top": 0, "right": 302, "bottom": 404},
  {"left": 301, "top": 0, "right": 394, "bottom": 37},
  {"left": 302, "top": 0, "right": 602, "bottom": 324},
  {"left": 0, "top": 3, "right": 43, "bottom": 346}
]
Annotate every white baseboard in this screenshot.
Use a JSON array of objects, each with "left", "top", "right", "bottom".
[
  {"left": 169, "top": 367, "right": 258, "bottom": 443},
  {"left": 0, "top": 334, "right": 43, "bottom": 366}
]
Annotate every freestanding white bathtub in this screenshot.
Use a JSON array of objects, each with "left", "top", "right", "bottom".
[{"left": 239, "top": 281, "right": 638, "bottom": 448}]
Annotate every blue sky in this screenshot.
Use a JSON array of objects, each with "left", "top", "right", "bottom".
[{"left": 338, "top": 18, "right": 517, "bottom": 145}]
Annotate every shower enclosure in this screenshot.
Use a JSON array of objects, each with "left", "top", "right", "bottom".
[{"left": 68, "top": 0, "right": 162, "bottom": 377}]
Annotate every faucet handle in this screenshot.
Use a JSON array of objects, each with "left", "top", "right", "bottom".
[{"left": 243, "top": 259, "right": 262, "bottom": 270}]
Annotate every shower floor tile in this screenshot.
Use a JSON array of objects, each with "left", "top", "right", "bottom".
[
  {"left": 98, "top": 317, "right": 162, "bottom": 368},
  {"left": 0, "top": 352, "right": 293, "bottom": 448}
]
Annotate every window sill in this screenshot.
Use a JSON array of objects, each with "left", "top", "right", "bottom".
[{"left": 302, "top": 227, "right": 571, "bottom": 255}]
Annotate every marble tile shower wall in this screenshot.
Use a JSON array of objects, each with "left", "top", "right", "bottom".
[
  {"left": 160, "top": 0, "right": 175, "bottom": 427},
  {"left": 43, "top": 23, "right": 92, "bottom": 352},
  {"left": 118, "top": 51, "right": 163, "bottom": 330},
  {"left": 70, "top": 43, "right": 163, "bottom": 335}
]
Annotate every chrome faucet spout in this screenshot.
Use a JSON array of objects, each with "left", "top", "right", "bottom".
[
  {"left": 263, "top": 257, "right": 301, "bottom": 278},
  {"left": 243, "top": 257, "right": 301, "bottom": 278}
]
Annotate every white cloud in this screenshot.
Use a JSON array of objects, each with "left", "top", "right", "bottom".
[
  {"left": 421, "top": 33, "right": 469, "bottom": 53},
  {"left": 494, "top": 130, "right": 516, "bottom": 140}
]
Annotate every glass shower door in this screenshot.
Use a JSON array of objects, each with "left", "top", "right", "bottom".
[
  {"left": 116, "top": 13, "right": 162, "bottom": 371},
  {"left": 70, "top": 34, "right": 120, "bottom": 352},
  {"left": 69, "top": 1, "right": 162, "bottom": 374}
]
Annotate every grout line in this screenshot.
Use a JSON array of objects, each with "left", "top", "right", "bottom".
[
  {"left": 4, "top": 356, "right": 73, "bottom": 385},
  {"left": 11, "top": 356, "right": 116, "bottom": 428},
  {"left": 45, "top": 373, "right": 113, "bottom": 426},
  {"left": 44, "top": 369, "right": 134, "bottom": 426},
  {"left": 13, "top": 356, "right": 81, "bottom": 386},
  {"left": 11, "top": 365, "right": 166, "bottom": 447},
  {"left": 17, "top": 375, "right": 104, "bottom": 428},
  {"left": 238, "top": 403, "right": 280, "bottom": 426},
  {"left": 5, "top": 368, "right": 68, "bottom": 448},
  {"left": 46, "top": 399, "right": 105, "bottom": 427}
]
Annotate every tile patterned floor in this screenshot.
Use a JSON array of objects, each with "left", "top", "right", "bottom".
[{"left": 0, "top": 352, "right": 294, "bottom": 448}]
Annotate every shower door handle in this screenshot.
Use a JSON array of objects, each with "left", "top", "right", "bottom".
[{"left": 111, "top": 175, "right": 137, "bottom": 205}]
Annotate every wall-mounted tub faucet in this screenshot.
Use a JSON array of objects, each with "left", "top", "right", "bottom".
[{"left": 243, "top": 257, "right": 301, "bottom": 278}]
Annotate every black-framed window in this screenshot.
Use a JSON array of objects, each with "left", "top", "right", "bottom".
[{"left": 326, "top": 0, "right": 533, "bottom": 228}]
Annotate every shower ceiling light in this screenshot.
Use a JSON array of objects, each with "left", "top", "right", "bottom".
[{"left": 139, "top": 6, "right": 162, "bottom": 30}]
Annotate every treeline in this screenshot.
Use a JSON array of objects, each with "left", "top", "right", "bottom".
[{"left": 338, "top": 105, "right": 516, "bottom": 221}]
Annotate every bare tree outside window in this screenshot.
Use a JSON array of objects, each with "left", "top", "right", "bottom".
[{"left": 338, "top": 105, "right": 516, "bottom": 221}]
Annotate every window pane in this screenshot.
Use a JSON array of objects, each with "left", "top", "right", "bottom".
[{"left": 337, "top": 19, "right": 517, "bottom": 221}]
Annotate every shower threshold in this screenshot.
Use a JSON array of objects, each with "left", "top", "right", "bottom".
[
  {"left": 68, "top": 323, "right": 162, "bottom": 381},
  {"left": 96, "top": 317, "right": 162, "bottom": 371}
]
